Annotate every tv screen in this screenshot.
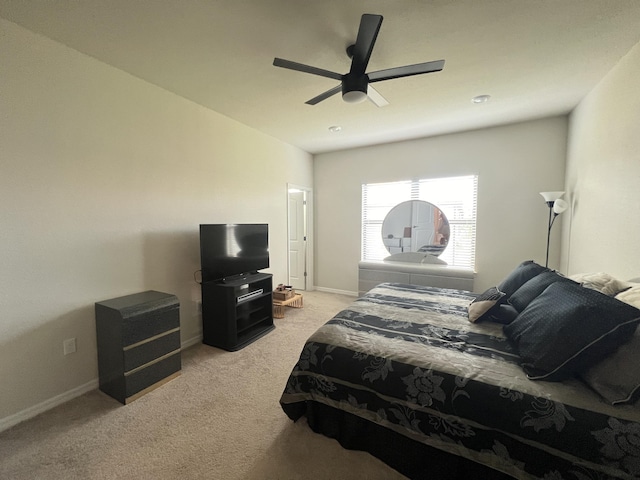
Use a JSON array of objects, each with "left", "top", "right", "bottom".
[{"left": 199, "top": 224, "right": 269, "bottom": 281}]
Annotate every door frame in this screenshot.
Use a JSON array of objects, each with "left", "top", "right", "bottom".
[{"left": 287, "top": 183, "right": 313, "bottom": 290}]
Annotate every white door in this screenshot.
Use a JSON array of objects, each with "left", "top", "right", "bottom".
[
  {"left": 412, "top": 201, "right": 435, "bottom": 251},
  {"left": 288, "top": 189, "right": 307, "bottom": 290}
]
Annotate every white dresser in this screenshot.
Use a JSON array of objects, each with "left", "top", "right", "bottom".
[{"left": 358, "top": 261, "right": 475, "bottom": 296}]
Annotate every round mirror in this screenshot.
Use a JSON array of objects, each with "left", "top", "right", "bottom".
[{"left": 381, "top": 200, "right": 450, "bottom": 262}]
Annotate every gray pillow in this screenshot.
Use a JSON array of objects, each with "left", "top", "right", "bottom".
[
  {"left": 504, "top": 282, "right": 640, "bottom": 381},
  {"left": 580, "top": 287, "right": 640, "bottom": 404},
  {"left": 580, "top": 328, "right": 640, "bottom": 405}
]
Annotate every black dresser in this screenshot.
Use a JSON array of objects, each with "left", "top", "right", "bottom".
[{"left": 95, "top": 290, "right": 181, "bottom": 404}]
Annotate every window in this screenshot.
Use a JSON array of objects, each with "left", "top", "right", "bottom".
[{"left": 361, "top": 175, "right": 478, "bottom": 269}]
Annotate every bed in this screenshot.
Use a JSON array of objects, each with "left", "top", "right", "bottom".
[{"left": 280, "top": 261, "right": 640, "bottom": 480}]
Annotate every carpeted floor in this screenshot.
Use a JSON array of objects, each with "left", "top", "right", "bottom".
[{"left": 0, "top": 290, "right": 407, "bottom": 479}]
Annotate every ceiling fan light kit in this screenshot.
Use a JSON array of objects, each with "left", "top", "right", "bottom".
[
  {"left": 342, "top": 74, "right": 369, "bottom": 103},
  {"left": 273, "top": 14, "right": 445, "bottom": 107},
  {"left": 472, "top": 95, "right": 491, "bottom": 104}
]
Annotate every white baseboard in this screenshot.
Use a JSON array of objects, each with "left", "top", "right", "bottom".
[
  {"left": 181, "top": 334, "right": 202, "bottom": 349},
  {"left": 314, "top": 286, "right": 358, "bottom": 297},
  {"left": 0, "top": 336, "right": 203, "bottom": 433},
  {"left": 0, "top": 378, "right": 98, "bottom": 433}
]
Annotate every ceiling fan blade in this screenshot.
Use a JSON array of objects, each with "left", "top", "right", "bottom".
[
  {"left": 350, "top": 14, "right": 383, "bottom": 75},
  {"left": 367, "top": 85, "right": 389, "bottom": 107},
  {"left": 273, "top": 58, "right": 343, "bottom": 81},
  {"left": 305, "top": 85, "right": 343, "bottom": 105},
  {"left": 368, "top": 59, "right": 445, "bottom": 83}
]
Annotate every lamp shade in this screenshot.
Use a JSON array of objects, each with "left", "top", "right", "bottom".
[
  {"left": 553, "top": 198, "right": 569, "bottom": 214},
  {"left": 540, "top": 191, "right": 565, "bottom": 203}
]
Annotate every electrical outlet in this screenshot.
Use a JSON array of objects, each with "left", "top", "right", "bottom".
[{"left": 63, "top": 338, "right": 77, "bottom": 355}]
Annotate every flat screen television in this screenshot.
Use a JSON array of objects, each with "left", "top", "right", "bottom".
[{"left": 199, "top": 224, "right": 269, "bottom": 282}]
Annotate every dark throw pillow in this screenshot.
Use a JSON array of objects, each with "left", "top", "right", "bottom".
[
  {"left": 487, "top": 304, "right": 520, "bottom": 325},
  {"left": 503, "top": 281, "right": 640, "bottom": 382},
  {"left": 468, "top": 287, "right": 505, "bottom": 323},
  {"left": 497, "top": 260, "right": 548, "bottom": 298},
  {"left": 509, "top": 271, "right": 578, "bottom": 312}
]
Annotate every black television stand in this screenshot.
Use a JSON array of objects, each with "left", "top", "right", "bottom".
[
  {"left": 220, "top": 271, "right": 260, "bottom": 284},
  {"left": 201, "top": 272, "right": 274, "bottom": 351}
]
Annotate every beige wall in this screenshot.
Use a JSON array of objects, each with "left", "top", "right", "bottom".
[
  {"left": 0, "top": 19, "right": 312, "bottom": 425},
  {"left": 562, "top": 40, "right": 640, "bottom": 279},
  {"left": 313, "top": 117, "right": 568, "bottom": 294}
]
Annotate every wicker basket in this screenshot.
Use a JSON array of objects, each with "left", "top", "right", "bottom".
[
  {"left": 273, "top": 289, "right": 295, "bottom": 301},
  {"left": 273, "top": 293, "right": 304, "bottom": 318}
]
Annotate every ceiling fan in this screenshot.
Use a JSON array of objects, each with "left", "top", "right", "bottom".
[{"left": 273, "top": 13, "right": 445, "bottom": 106}]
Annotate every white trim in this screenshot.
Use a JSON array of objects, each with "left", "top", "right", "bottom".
[
  {"left": 314, "top": 286, "right": 358, "bottom": 297},
  {"left": 0, "top": 336, "right": 202, "bottom": 433},
  {"left": 0, "top": 379, "right": 98, "bottom": 433},
  {"left": 181, "top": 334, "right": 202, "bottom": 350}
]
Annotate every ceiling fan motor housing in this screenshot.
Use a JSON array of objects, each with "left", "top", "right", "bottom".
[{"left": 342, "top": 73, "right": 369, "bottom": 103}]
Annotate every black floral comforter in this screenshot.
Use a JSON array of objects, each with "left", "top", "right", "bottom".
[{"left": 280, "top": 283, "right": 640, "bottom": 479}]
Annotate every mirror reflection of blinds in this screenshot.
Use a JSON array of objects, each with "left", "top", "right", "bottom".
[{"left": 361, "top": 175, "right": 478, "bottom": 269}]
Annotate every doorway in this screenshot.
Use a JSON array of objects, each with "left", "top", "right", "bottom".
[{"left": 287, "top": 184, "right": 311, "bottom": 290}]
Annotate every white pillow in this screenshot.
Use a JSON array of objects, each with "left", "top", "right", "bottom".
[
  {"left": 420, "top": 255, "right": 447, "bottom": 265},
  {"left": 616, "top": 285, "right": 640, "bottom": 309},
  {"left": 569, "top": 272, "right": 631, "bottom": 296},
  {"left": 384, "top": 252, "right": 427, "bottom": 263}
]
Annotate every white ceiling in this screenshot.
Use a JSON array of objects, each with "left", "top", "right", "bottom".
[{"left": 2, "top": 1, "right": 640, "bottom": 154}]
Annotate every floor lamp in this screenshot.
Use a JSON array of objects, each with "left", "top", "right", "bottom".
[{"left": 540, "top": 191, "right": 568, "bottom": 268}]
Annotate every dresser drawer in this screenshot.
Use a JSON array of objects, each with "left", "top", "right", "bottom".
[
  {"left": 124, "top": 352, "right": 181, "bottom": 400},
  {"left": 122, "top": 307, "right": 179, "bottom": 346},
  {"left": 123, "top": 329, "right": 180, "bottom": 373}
]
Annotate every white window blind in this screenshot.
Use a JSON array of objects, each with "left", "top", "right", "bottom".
[{"left": 361, "top": 175, "right": 478, "bottom": 269}]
